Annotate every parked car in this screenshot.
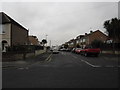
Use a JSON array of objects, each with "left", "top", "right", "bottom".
[
  {"left": 59, "top": 48, "right": 66, "bottom": 51},
  {"left": 50, "top": 49, "right": 53, "bottom": 51},
  {"left": 66, "top": 48, "right": 71, "bottom": 52},
  {"left": 75, "top": 48, "right": 83, "bottom": 54},
  {"left": 52, "top": 49, "right": 59, "bottom": 54},
  {"left": 71, "top": 48, "right": 76, "bottom": 53},
  {"left": 80, "top": 46, "right": 101, "bottom": 57}
]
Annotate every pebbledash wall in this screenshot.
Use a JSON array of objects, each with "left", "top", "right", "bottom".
[
  {"left": 2, "top": 49, "right": 46, "bottom": 62},
  {"left": 0, "top": 24, "right": 11, "bottom": 46}
]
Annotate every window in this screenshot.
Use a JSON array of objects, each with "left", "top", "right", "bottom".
[
  {"left": 71, "top": 42, "right": 74, "bottom": 45},
  {"left": 83, "top": 39, "right": 86, "bottom": 42},
  {"left": 0, "top": 24, "right": 5, "bottom": 34},
  {"left": 76, "top": 40, "right": 79, "bottom": 44},
  {"left": 0, "top": 24, "right": 2, "bottom": 34},
  {"left": 80, "top": 39, "right": 82, "bottom": 42}
]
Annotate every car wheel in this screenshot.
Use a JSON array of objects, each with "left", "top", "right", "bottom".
[
  {"left": 79, "top": 52, "right": 82, "bottom": 55},
  {"left": 84, "top": 52, "right": 88, "bottom": 57},
  {"left": 95, "top": 54, "right": 99, "bottom": 57},
  {"left": 82, "top": 52, "right": 84, "bottom": 55}
]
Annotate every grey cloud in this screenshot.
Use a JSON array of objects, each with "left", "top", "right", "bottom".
[{"left": 1, "top": 2, "right": 118, "bottom": 45}]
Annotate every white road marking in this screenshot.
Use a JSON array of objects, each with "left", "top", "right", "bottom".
[
  {"left": 18, "top": 67, "right": 29, "bottom": 70},
  {"left": 25, "top": 67, "right": 29, "bottom": 69},
  {"left": 46, "top": 58, "right": 52, "bottom": 62},
  {"left": 71, "top": 55, "right": 100, "bottom": 67},
  {"left": 73, "top": 55, "right": 120, "bottom": 68},
  {"left": 18, "top": 67, "right": 24, "bottom": 70},
  {"left": 45, "top": 54, "right": 52, "bottom": 61},
  {"left": 80, "top": 59, "right": 101, "bottom": 67},
  {"left": 71, "top": 54, "right": 120, "bottom": 68}
]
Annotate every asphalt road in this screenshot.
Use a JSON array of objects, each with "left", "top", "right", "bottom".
[{"left": 2, "top": 51, "right": 120, "bottom": 88}]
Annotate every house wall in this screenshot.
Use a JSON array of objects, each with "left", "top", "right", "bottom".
[
  {"left": 11, "top": 24, "right": 28, "bottom": 46},
  {"left": 79, "top": 31, "right": 108, "bottom": 48},
  {"left": 88, "top": 31, "right": 108, "bottom": 44},
  {"left": 80, "top": 37, "right": 87, "bottom": 48},
  {"left": 0, "top": 23, "right": 11, "bottom": 46}
]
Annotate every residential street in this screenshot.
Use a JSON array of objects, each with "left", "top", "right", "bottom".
[
  {"left": 1, "top": 2, "right": 120, "bottom": 89},
  {"left": 2, "top": 51, "right": 120, "bottom": 88}
]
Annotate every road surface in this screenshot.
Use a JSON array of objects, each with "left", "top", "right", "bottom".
[{"left": 2, "top": 51, "right": 119, "bottom": 88}]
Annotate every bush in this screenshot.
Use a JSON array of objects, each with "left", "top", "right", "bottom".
[{"left": 91, "top": 40, "right": 104, "bottom": 48}]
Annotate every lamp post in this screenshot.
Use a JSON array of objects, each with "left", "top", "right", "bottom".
[
  {"left": 45, "top": 34, "right": 48, "bottom": 46},
  {"left": 50, "top": 40, "right": 51, "bottom": 48}
]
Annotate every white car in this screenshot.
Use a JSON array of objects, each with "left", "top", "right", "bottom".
[{"left": 52, "top": 49, "right": 59, "bottom": 54}]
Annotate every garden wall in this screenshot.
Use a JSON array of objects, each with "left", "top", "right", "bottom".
[{"left": 2, "top": 50, "right": 46, "bottom": 62}]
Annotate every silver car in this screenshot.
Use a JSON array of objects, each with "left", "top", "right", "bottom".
[{"left": 52, "top": 49, "right": 59, "bottom": 54}]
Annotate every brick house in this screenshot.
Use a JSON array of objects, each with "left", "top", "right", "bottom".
[
  {"left": 28, "top": 35, "right": 40, "bottom": 45},
  {"left": 0, "top": 12, "right": 29, "bottom": 52},
  {"left": 80, "top": 30, "right": 108, "bottom": 48}
]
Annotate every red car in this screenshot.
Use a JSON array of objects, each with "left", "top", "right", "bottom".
[{"left": 80, "top": 46, "right": 101, "bottom": 57}]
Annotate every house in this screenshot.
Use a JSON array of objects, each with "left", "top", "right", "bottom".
[
  {"left": 75, "top": 35, "right": 84, "bottom": 47},
  {"left": 67, "top": 39, "right": 75, "bottom": 49},
  {"left": 80, "top": 30, "right": 108, "bottom": 48},
  {"left": 0, "top": 12, "right": 29, "bottom": 52},
  {"left": 28, "top": 35, "right": 40, "bottom": 45}
]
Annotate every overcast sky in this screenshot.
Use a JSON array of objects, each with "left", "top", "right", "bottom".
[{"left": 1, "top": 2, "right": 118, "bottom": 46}]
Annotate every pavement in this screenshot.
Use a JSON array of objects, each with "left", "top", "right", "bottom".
[{"left": 1, "top": 51, "right": 52, "bottom": 69}]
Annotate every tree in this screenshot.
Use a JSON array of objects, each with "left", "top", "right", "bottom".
[
  {"left": 42, "top": 39, "right": 47, "bottom": 46},
  {"left": 103, "top": 18, "right": 120, "bottom": 43},
  {"left": 64, "top": 44, "right": 68, "bottom": 49}
]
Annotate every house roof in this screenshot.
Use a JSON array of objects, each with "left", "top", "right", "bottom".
[
  {"left": 28, "top": 35, "right": 37, "bottom": 39},
  {"left": 76, "top": 35, "right": 85, "bottom": 39},
  {"left": 82, "top": 30, "right": 108, "bottom": 38},
  {"left": 0, "top": 12, "right": 28, "bottom": 31}
]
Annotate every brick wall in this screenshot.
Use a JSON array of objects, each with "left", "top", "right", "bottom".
[
  {"left": 11, "top": 24, "right": 28, "bottom": 46},
  {"left": 88, "top": 30, "right": 108, "bottom": 44},
  {"left": 2, "top": 50, "right": 46, "bottom": 62},
  {"left": 28, "top": 36, "right": 39, "bottom": 45}
]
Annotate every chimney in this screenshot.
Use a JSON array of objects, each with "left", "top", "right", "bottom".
[
  {"left": 90, "top": 30, "right": 93, "bottom": 34},
  {"left": 85, "top": 33, "right": 87, "bottom": 35}
]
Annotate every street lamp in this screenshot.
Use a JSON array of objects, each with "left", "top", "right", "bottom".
[
  {"left": 49, "top": 40, "right": 51, "bottom": 48},
  {"left": 45, "top": 34, "right": 48, "bottom": 46}
]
